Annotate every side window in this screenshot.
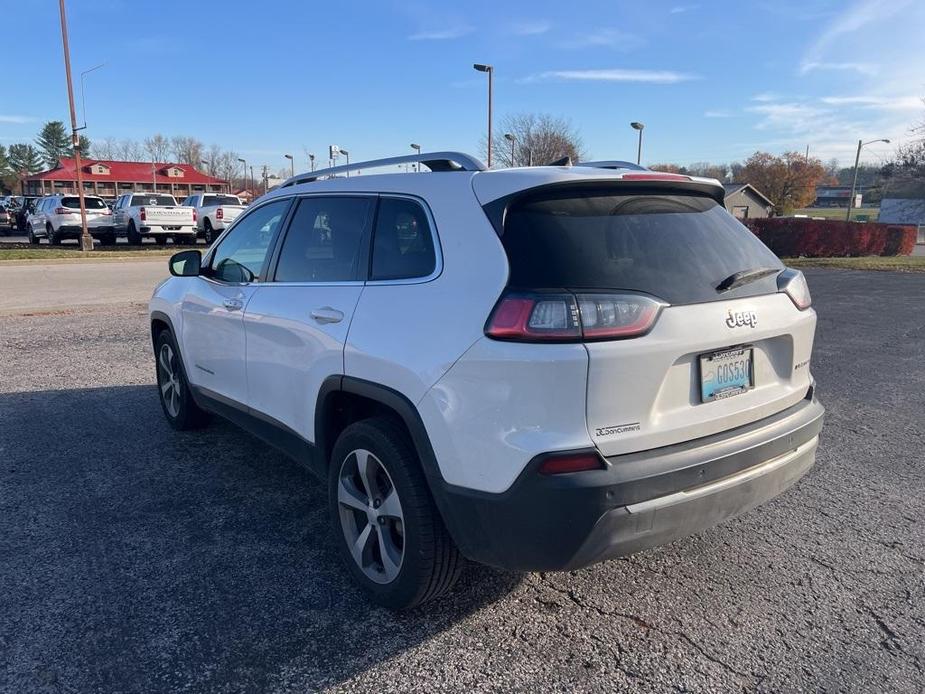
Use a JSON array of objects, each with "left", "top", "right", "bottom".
[
  {"left": 371, "top": 197, "right": 437, "bottom": 281},
  {"left": 209, "top": 199, "right": 290, "bottom": 283},
  {"left": 274, "top": 196, "right": 373, "bottom": 283}
]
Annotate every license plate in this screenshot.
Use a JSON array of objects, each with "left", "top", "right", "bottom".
[{"left": 699, "top": 346, "right": 753, "bottom": 402}]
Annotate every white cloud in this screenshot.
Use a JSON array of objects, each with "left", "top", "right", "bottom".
[
  {"left": 750, "top": 92, "right": 780, "bottom": 103},
  {"left": 704, "top": 110, "right": 733, "bottom": 118},
  {"left": 563, "top": 28, "right": 644, "bottom": 51},
  {"left": 800, "top": 0, "right": 912, "bottom": 72},
  {"left": 800, "top": 61, "right": 878, "bottom": 76},
  {"left": 0, "top": 115, "right": 36, "bottom": 124},
  {"left": 523, "top": 69, "right": 698, "bottom": 84},
  {"left": 408, "top": 25, "right": 473, "bottom": 40},
  {"left": 670, "top": 4, "right": 699, "bottom": 14},
  {"left": 746, "top": 102, "right": 830, "bottom": 131},
  {"left": 512, "top": 20, "right": 551, "bottom": 36},
  {"left": 820, "top": 95, "right": 923, "bottom": 111}
]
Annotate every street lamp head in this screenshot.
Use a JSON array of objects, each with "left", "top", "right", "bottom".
[
  {"left": 410, "top": 143, "right": 421, "bottom": 151},
  {"left": 504, "top": 133, "right": 514, "bottom": 142},
  {"left": 473, "top": 63, "right": 492, "bottom": 72},
  {"left": 237, "top": 158, "right": 246, "bottom": 164},
  {"left": 339, "top": 149, "right": 349, "bottom": 156},
  {"left": 882, "top": 139, "right": 891, "bottom": 144},
  {"left": 631, "top": 122, "right": 645, "bottom": 131},
  {"left": 284, "top": 153, "right": 293, "bottom": 160}
]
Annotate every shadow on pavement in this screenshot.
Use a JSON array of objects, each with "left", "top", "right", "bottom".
[{"left": 0, "top": 385, "right": 522, "bottom": 692}]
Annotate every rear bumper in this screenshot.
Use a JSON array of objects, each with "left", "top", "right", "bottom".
[
  {"left": 56, "top": 225, "right": 115, "bottom": 237},
  {"left": 438, "top": 395, "right": 824, "bottom": 571},
  {"left": 140, "top": 225, "right": 196, "bottom": 235}
]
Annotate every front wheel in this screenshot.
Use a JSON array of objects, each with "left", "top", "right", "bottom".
[
  {"left": 328, "top": 418, "right": 462, "bottom": 610},
  {"left": 27, "top": 226, "right": 39, "bottom": 245},
  {"left": 154, "top": 329, "right": 208, "bottom": 430},
  {"left": 48, "top": 225, "right": 61, "bottom": 245},
  {"left": 155, "top": 236, "right": 168, "bottom": 246}
]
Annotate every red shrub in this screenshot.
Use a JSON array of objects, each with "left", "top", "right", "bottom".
[{"left": 742, "top": 218, "right": 917, "bottom": 257}]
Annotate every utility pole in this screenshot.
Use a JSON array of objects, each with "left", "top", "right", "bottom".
[
  {"left": 262, "top": 165, "right": 268, "bottom": 194},
  {"left": 846, "top": 137, "right": 890, "bottom": 222},
  {"left": 58, "top": 0, "right": 92, "bottom": 251}
]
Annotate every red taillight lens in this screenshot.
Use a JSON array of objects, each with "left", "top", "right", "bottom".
[
  {"left": 621, "top": 172, "right": 691, "bottom": 181},
  {"left": 54, "top": 207, "right": 74, "bottom": 214},
  {"left": 103, "top": 207, "right": 112, "bottom": 215},
  {"left": 139, "top": 207, "right": 146, "bottom": 221},
  {"left": 215, "top": 207, "right": 223, "bottom": 220},
  {"left": 193, "top": 209, "right": 198, "bottom": 222},
  {"left": 538, "top": 452, "right": 605, "bottom": 475},
  {"left": 777, "top": 268, "right": 811, "bottom": 310},
  {"left": 486, "top": 291, "right": 664, "bottom": 342}
]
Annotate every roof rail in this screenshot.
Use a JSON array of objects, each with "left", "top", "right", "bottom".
[
  {"left": 281, "top": 151, "right": 486, "bottom": 187},
  {"left": 577, "top": 160, "right": 648, "bottom": 171}
]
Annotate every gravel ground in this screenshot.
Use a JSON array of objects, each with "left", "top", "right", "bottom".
[{"left": 1, "top": 269, "right": 923, "bottom": 693}]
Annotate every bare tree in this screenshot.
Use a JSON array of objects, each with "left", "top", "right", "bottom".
[
  {"left": 143, "top": 134, "right": 171, "bottom": 163},
  {"left": 116, "top": 139, "right": 145, "bottom": 161},
  {"left": 92, "top": 137, "right": 119, "bottom": 160},
  {"left": 171, "top": 136, "right": 204, "bottom": 166},
  {"left": 486, "top": 113, "right": 587, "bottom": 168}
]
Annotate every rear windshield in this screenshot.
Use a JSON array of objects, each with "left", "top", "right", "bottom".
[
  {"left": 203, "top": 195, "right": 241, "bottom": 206},
  {"left": 131, "top": 195, "right": 176, "bottom": 206},
  {"left": 500, "top": 190, "right": 783, "bottom": 305},
  {"left": 62, "top": 197, "right": 106, "bottom": 210}
]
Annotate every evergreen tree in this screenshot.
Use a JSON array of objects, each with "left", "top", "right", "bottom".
[
  {"left": 35, "top": 120, "right": 71, "bottom": 167},
  {"left": 8, "top": 143, "right": 45, "bottom": 174},
  {"left": 77, "top": 134, "right": 92, "bottom": 157}
]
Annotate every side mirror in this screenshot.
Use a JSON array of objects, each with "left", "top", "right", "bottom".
[{"left": 169, "top": 249, "right": 201, "bottom": 277}]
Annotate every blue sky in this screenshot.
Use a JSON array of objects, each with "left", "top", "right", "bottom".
[{"left": 2, "top": 0, "right": 922, "bottom": 172}]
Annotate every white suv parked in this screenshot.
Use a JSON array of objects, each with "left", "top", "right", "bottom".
[
  {"left": 27, "top": 194, "right": 116, "bottom": 245},
  {"left": 149, "top": 152, "right": 824, "bottom": 609}
]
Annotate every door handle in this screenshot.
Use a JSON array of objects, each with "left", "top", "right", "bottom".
[
  {"left": 311, "top": 307, "right": 344, "bottom": 324},
  {"left": 223, "top": 297, "right": 244, "bottom": 311}
]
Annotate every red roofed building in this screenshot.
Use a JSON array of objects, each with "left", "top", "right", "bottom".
[{"left": 22, "top": 159, "right": 229, "bottom": 199}]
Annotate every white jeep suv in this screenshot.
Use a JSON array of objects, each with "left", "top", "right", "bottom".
[{"left": 149, "top": 152, "right": 824, "bottom": 609}]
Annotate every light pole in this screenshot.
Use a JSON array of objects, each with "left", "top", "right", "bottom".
[
  {"left": 309, "top": 153, "right": 315, "bottom": 172},
  {"left": 630, "top": 122, "right": 645, "bottom": 166},
  {"left": 474, "top": 63, "right": 493, "bottom": 167},
  {"left": 504, "top": 133, "right": 515, "bottom": 167},
  {"left": 410, "top": 143, "right": 421, "bottom": 172},
  {"left": 847, "top": 138, "right": 890, "bottom": 221},
  {"left": 58, "top": 0, "right": 92, "bottom": 251},
  {"left": 237, "top": 157, "right": 247, "bottom": 194},
  {"left": 340, "top": 149, "right": 350, "bottom": 177},
  {"left": 284, "top": 153, "right": 294, "bottom": 177}
]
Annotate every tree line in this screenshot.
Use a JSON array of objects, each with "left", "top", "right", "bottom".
[{"left": 0, "top": 121, "right": 244, "bottom": 193}]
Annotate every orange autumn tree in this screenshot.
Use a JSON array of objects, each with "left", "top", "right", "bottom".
[{"left": 739, "top": 151, "right": 830, "bottom": 214}]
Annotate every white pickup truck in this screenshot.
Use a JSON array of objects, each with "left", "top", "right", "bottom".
[
  {"left": 113, "top": 192, "right": 197, "bottom": 245},
  {"left": 181, "top": 193, "right": 246, "bottom": 243}
]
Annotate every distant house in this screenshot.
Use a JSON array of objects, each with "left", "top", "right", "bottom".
[
  {"left": 879, "top": 198, "right": 925, "bottom": 244},
  {"left": 22, "top": 158, "right": 228, "bottom": 199},
  {"left": 723, "top": 183, "right": 774, "bottom": 219},
  {"left": 812, "top": 185, "right": 868, "bottom": 208}
]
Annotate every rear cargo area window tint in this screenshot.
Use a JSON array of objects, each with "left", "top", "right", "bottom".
[{"left": 501, "top": 191, "right": 783, "bottom": 305}]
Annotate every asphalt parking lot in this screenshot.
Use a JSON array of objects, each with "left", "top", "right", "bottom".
[{"left": 1, "top": 268, "right": 923, "bottom": 693}]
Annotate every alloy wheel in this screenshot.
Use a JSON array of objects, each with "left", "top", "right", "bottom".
[
  {"left": 337, "top": 449, "right": 405, "bottom": 584},
  {"left": 157, "top": 342, "right": 181, "bottom": 418}
]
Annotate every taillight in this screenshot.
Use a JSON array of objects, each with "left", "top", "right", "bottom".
[
  {"left": 140, "top": 207, "right": 146, "bottom": 221},
  {"left": 538, "top": 451, "right": 605, "bottom": 475},
  {"left": 103, "top": 208, "right": 112, "bottom": 215},
  {"left": 193, "top": 209, "right": 198, "bottom": 222},
  {"left": 485, "top": 291, "right": 665, "bottom": 342},
  {"left": 215, "top": 207, "right": 223, "bottom": 220},
  {"left": 777, "top": 268, "right": 812, "bottom": 310},
  {"left": 54, "top": 207, "right": 74, "bottom": 214}
]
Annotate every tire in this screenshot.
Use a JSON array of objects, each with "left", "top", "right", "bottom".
[
  {"left": 127, "top": 220, "right": 142, "bottom": 245},
  {"left": 99, "top": 233, "right": 116, "bottom": 246},
  {"left": 203, "top": 220, "right": 215, "bottom": 244},
  {"left": 27, "top": 225, "right": 38, "bottom": 245},
  {"left": 48, "top": 225, "right": 61, "bottom": 246},
  {"left": 154, "top": 328, "right": 208, "bottom": 430},
  {"left": 328, "top": 417, "right": 463, "bottom": 610}
]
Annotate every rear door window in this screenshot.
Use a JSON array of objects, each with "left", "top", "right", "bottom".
[
  {"left": 273, "top": 196, "right": 373, "bottom": 283},
  {"left": 500, "top": 190, "right": 783, "bottom": 305},
  {"left": 370, "top": 197, "right": 436, "bottom": 280}
]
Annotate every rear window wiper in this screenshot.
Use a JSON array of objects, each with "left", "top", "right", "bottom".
[{"left": 715, "top": 267, "right": 780, "bottom": 292}]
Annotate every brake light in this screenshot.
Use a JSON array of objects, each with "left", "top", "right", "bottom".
[
  {"left": 54, "top": 207, "right": 74, "bottom": 214},
  {"left": 538, "top": 452, "right": 605, "bottom": 475},
  {"left": 621, "top": 172, "right": 691, "bottom": 181},
  {"left": 485, "top": 291, "right": 665, "bottom": 342},
  {"left": 777, "top": 268, "right": 812, "bottom": 310},
  {"left": 193, "top": 209, "right": 198, "bottom": 222},
  {"left": 140, "top": 207, "right": 146, "bottom": 221},
  {"left": 215, "top": 207, "right": 223, "bottom": 220},
  {"left": 103, "top": 207, "right": 112, "bottom": 216}
]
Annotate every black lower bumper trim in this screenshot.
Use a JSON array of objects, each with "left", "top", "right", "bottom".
[{"left": 437, "top": 397, "right": 824, "bottom": 571}]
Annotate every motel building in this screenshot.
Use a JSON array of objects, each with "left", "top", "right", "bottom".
[{"left": 22, "top": 158, "right": 229, "bottom": 200}]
